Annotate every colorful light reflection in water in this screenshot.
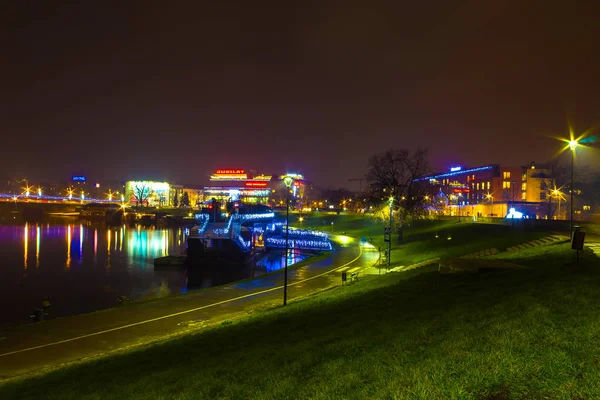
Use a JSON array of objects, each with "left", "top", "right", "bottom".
[{"left": 0, "top": 223, "right": 189, "bottom": 325}]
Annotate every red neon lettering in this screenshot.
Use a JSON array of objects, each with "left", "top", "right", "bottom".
[{"left": 216, "top": 169, "right": 245, "bottom": 175}]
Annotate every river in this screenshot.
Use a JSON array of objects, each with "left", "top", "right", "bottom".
[{"left": 0, "top": 219, "right": 304, "bottom": 326}]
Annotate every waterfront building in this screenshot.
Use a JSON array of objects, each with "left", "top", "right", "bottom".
[{"left": 420, "top": 163, "right": 560, "bottom": 219}]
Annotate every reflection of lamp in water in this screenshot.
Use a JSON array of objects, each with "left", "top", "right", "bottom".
[
  {"left": 107, "top": 229, "right": 111, "bottom": 268},
  {"left": 23, "top": 223, "right": 28, "bottom": 269},
  {"left": 36, "top": 225, "right": 40, "bottom": 268},
  {"left": 66, "top": 224, "right": 72, "bottom": 269}
]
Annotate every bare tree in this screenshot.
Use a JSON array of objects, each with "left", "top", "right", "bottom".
[
  {"left": 366, "top": 148, "right": 430, "bottom": 243},
  {"left": 132, "top": 183, "right": 152, "bottom": 207}
]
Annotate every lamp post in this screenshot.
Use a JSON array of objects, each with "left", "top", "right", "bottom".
[
  {"left": 282, "top": 175, "right": 294, "bottom": 306},
  {"left": 568, "top": 140, "right": 578, "bottom": 236},
  {"left": 388, "top": 196, "right": 393, "bottom": 268},
  {"left": 485, "top": 193, "right": 494, "bottom": 217}
]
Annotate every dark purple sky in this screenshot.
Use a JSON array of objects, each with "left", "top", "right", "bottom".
[{"left": 1, "top": 1, "right": 599, "bottom": 187}]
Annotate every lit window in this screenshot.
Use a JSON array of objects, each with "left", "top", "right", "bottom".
[
  {"left": 487, "top": 182, "right": 490, "bottom": 190},
  {"left": 522, "top": 192, "right": 526, "bottom": 200},
  {"left": 522, "top": 174, "right": 527, "bottom": 181},
  {"left": 521, "top": 182, "right": 526, "bottom": 191},
  {"left": 503, "top": 181, "right": 511, "bottom": 189},
  {"left": 476, "top": 183, "right": 480, "bottom": 190},
  {"left": 583, "top": 205, "right": 591, "bottom": 211},
  {"left": 503, "top": 171, "right": 511, "bottom": 179}
]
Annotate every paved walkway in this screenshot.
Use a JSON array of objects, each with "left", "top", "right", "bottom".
[{"left": 0, "top": 244, "right": 379, "bottom": 381}]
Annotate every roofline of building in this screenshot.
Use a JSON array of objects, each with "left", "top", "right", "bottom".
[{"left": 415, "top": 165, "right": 499, "bottom": 182}]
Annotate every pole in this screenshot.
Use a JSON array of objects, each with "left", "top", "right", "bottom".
[
  {"left": 284, "top": 187, "right": 289, "bottom": 306},
  {"left": 570, "top": 149, "right": 574, "bottom": 237},
  {"left": 388, "top": 199, "right": 392, "bottom": 267}
]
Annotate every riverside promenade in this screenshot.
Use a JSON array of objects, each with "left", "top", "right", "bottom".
[{"left": 0, "top": 243, "right": 379, "bottom": 380}]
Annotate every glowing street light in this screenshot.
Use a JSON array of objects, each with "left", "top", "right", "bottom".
[
  {"left": 387, "top": 195, "right": 394, "bottom": 267},
  {"left": 551, "top": 188, "right": 565, "bottom": 220},
  {"left": 37, "top": 187, "right": 42, "bottom": 197},
  {"left": 282, "top": 175, "right": 295, "bottom": 306},
  {"left": 553, "top": 126, "right": 596, "bottom": 235},
  {"left": 568, "top": 139, "right": 579, "bottom": 234},
  {"left": 23, "top": 185, "right": 32, "bottom": 197},
  {"left": 81, "top": 190, "right": 85, "bottom": 201},
  {"left": 485, "top": 193, "right": 494, "bottom": 217}
]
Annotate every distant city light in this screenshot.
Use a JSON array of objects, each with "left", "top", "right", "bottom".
[
  {"left": 506, "top": 208, "right": 523, "bottom": 219},
  {"left": 450, "top": 166, "right": 462, "bottom": 172}
]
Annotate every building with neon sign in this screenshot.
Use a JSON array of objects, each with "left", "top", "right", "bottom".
[
  {"left": 420, "top": 162, "right": 558, "bottom": 219},
  {"left": 203, "top": 169, "right": 275, "bottom": 204}
]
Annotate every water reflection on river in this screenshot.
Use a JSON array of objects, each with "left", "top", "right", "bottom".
[
  {"left": 0, "top": 221, "right": 185, "bottom": 325},
  {"left": 0, "top": 221, "right": 310, "bottom": 325}
]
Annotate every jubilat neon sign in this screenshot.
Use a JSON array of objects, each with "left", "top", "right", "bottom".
[{"left": 215, "top": 169, "right": 245, "bottom": 175}]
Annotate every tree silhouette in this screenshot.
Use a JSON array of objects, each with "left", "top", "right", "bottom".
[
  {"left": 366, "top": 148, "right": 430, "bottom": 243},
  {"left": 132, "top": 183, "right": 152, "bottom": 206},
  {"left": 173, "top": 191, "right": 179, "bottom": 207}
]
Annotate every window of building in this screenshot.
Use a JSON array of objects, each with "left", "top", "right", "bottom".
[
  {"left": 487, "top": 182, "right": 490, "bottom": 190},
  {"left": 503, "top": 181, "right": 511, "bottom": 189},
  {"left": 583, "top": 205, "right": 591, "bottom": 211},
  {"left": 540, "top": 192, "right": 546, "bottom": 200},
  {"left": 521, "top": 182, "right": 526, "bottom": 191},
  {"left": 503, "top": 171, "right": 511, "bottom": 179},
  {"left": 522, "top": 191, "right": 527, "bottom": 200},
  {"left": 476, "top": 183, "right": 479, "bottom": 190}
]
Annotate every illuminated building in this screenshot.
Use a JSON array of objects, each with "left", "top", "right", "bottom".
[
  {"left": 419, "top": 162, "right": 557, "bottom": 219},
  {"left": 204, "top": 169, "right": 273, "bottom": 204},
  {"left": 125, "top": 181, "right": 171, "bottom": 207}
]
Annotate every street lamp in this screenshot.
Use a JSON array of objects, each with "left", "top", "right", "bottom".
[
  {"left": 485, "top": 193, "right": 494, "bottom": 217},
  {"left": 387, "top": 195, "right": 393, "bottom": 267},
  {"left": 551, "top": 188, "right": 564, "bottom": 220},
  {"left": 282, "top": 175, "right": 294, "bottom": 306},
  {"left": 568, "top": 139, "right": 578, "bottom": 235}
]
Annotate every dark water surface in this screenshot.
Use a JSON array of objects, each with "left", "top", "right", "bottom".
[
  {"left": 0, "top": 220, "right": 193, "bottom": 325},
  {"left": 0, "top": 219, "right": 307, "bottom": 326}
]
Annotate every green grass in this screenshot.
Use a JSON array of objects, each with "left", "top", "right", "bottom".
[
  {"left": 3, "top": 242, "right": 600, "bottom": 399},
  {"left": 290, "top": 213, "right": 549, "bottom": 267}
]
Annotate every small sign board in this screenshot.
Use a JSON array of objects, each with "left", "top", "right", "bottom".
[
  {"left": 384, "top": 226, "right": 391, "bottom": 243},
  {"left": 72, "top": 176, "right": 86, "bottom": 182},
  {"left": 571, "top": 231, "right": 586, "bottom": 251}
]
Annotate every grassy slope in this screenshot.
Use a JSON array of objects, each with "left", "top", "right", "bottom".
[
  {"left": 295, "top": 213, "right": 549, "bottom": 266},
  {"left": 4, "top": 240, "right": 600, "bottom": 399}
]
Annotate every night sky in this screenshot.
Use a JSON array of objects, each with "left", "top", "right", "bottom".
[{"left": 2, "top": 1, "right": 599, "bottom": 187}]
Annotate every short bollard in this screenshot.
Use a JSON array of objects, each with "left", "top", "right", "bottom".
[{"left": 341, "top": 271, "right": 347, "bottom": 284}]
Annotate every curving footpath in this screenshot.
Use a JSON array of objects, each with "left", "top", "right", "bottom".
[{"left": 0, "top": 243, "right": 379, "bottom": 381}]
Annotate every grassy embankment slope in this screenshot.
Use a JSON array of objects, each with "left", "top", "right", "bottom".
[{"left": 2, "top": 218, "right": 590, "bottom": 399}]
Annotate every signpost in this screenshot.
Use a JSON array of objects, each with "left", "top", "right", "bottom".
[{"left": 384, "top": 226, "right": 391, "bottom": 267}]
